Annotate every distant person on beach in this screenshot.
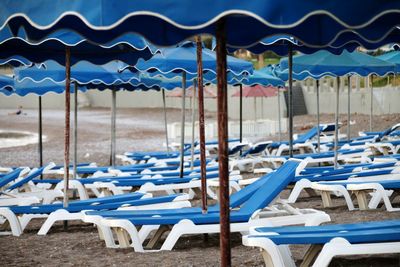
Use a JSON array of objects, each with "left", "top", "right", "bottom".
[{"left": 8, "top": 106, "right": 26, "bottom": 115}]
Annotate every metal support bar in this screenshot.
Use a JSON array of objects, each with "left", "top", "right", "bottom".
[
  {"left": 216, "top": 19, "right": 231, "bottom": 267},
  {"left": 162, "top": 89, "right": 170, "bottom": 154},
  {"left": 316, "top": 80, "right": 320, "bottom": 153},
  {"left": 334, "top": 77, "right": 340, "bottom": 169},
  {"left": 288, "top": 45, "right": 294, "bottom": 158},
  {"left": 179, "top": 72, "right": 187, "bottom": 178},
  {"left": 73, "top": 82, "right": 78, "bottom": 179},
  {"left": 63, "top": 47, "right": 71, "bottom": 209},
  {"left": 110, "top": 89, "right": 116, "bottom": 167}
]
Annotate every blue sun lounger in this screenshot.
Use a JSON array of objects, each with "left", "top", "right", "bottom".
[
  {"left": 94, "top": 160, "right": 330, "bottom": 251},
  {"left": 85, "top": 169, "right": 275, "bottom": 219},
  {"left": 309, "top": 178, "right": 400, "bottom": 211},
  {"left": 243, "top": 219, "right": 400, "bottom": 267},
  {"left": 0, "top": 191, "right": 191, "bottom": 236}
]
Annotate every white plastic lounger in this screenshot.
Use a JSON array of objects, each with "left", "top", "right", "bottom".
[
  {"left": 288, "top": 167, "right": 400, "bottom": 204},
  {"left": 310, "top": 179, "right": 400, "bottom": 211},
  {"left": 94, "top": 160, "right": 330, "bottom": 251},
  {"left": 0, "top": 192, "right": 191, "bottom": 236},
  {"left": 243, "top": 219, "right": 400, "bottom": 267}
]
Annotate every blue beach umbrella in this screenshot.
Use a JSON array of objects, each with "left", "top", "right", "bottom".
[
  {"left": 135, "top": 41, "right": 253, "bottom": 178},
  {"left": 0, "top": 27, "right": 155, "bottom": 66},
  {"left": 279, "top": 50, "right": 395, "bottom": 166},
  {"left": 2, "top": 2, "right": 400, "bottom": 262},
  {"left": 376, "top": 50, "right": 400, "bottom": 73},
  {"left": 1, "top": 1, "right": 399, "bottom": 48},
  {"left": 15, "top": 60, "right": 138, "bottom": 85}
]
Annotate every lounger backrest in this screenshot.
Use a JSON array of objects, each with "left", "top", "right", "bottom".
[
  {"left": 239, "top": 160, "right": 299, "bottom": 215},
  {"left": 0, "top": 168, "right": 24, "bottom": 188},
  {"left": 294, "top": 126, "right": 320, "bottom": 144},
  {"left": 6, "top": 166, "right": 46, "bottom": 191},
  {"left": 229, "top": 172, "right": 274, "bottom": 208}
]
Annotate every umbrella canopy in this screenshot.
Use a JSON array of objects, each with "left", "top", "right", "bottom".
[
  {"left": 241, "top": 70, "right": 284, "bottom": 87},
  {"left": 15, "top": 60, "right": 139, "bottom": 85},
  {"left": 166, "top": 86, "right": 217, "bottom": 98},
  {"left": 376, "top": 50, "right": 400, "bottom": 72},
  {"left": 232, "top": 85, "right": 278, "bottom": 98},
  {"left": 0, "top": 27, "right": 155, "bottom": 65},
  {"left": 1, "top": 1, "right": 399, "bottom": 48},
  {"left": 279, "top": 50, "right": 396, "bottom": 78},
  {"left": 135, "top": 42, "right": 253, "bottom": 76},
  {"left": 226, "top": 29, "right": 400, "bottom": 55},
  {"left": 0, "top": 74, "right": 87, "bottom": 96}
]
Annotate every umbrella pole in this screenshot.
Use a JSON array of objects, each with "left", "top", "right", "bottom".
[
  {"left": 196, "top": 36, "right": 207, "bottom": 213},
  {"left": 110, "top": 89, "right": 116, "bottom": 168},
  {"left": 239, "top": 84, "right": 243, "bottom": 143},
  {"left": 288, "top": 44, "right": 294, "bottom": 158},
  {"left": 316, "top": 80, "right": 321, "bottom": 153},
  {"left": 38, "top": 96, "right": 43, "bottom": 179},
  {"left": 190, "top": 81, "right": 196, "bottom": 170},
  {"left": 63, "top": 47, "right": 71, "bottom": 230},
  {"left": 73, "top": 82, "right": 78, "bottom": 179},
  {"left": 278, "top": 88, "right": 281, "bottom": 142},
  {"left": 334, "top": 77, "right": 340, "bottom": 169},
  {"left": 370, "top": 75, "right": 373, "bottom": 132},
  {"left": 216, "top": 19, "right": 231, "bottom": 267},
  {"left": 347, "top": 76, "right": 351, "bottom": 142},
  {"left": 253, "top": 97, "right": 256, "bottom": 122},
  {"left": 162, "top": 89, "right": 169, "bottom": 154},
  {"left": 179, "top": 72, "right": 187, "bottom": 179}
]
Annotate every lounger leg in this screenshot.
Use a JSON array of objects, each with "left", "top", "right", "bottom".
[
  {"left": 300, "top": 245, "right": 323, "bottom": 267},
  {"left": 0, "top": 208, "right": 22, "bottom": 236},
  {"left": 115, "top": 227, "right": 131, "bottom": 248},
  {"left": 320, "top": 191, "right": 333, "bottom": 208},
  {"left": 304, "top": 188, "right": 318, "bottom": 197},
  {"left": 145, "top": 225, "right": 170, "bottom": 249},
  {"left": 138, "top": 225, "right": 160, "bottom": 244},
  {"left": 287, "top": 180, "right": 312, "bottom": 203},
  {"left": 353, "top": 191, "right": 369, "bottom": 210},
  {"left": 19, "top": 214, "right": 48, "bottom": 231},
  {"left": 38, "top": 210, "right": 83, "bottom": 235},
  {"left": 104, "top": 219, "right": 144, "bottom": 252}
]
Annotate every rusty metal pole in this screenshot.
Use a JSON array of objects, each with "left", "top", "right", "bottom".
[
  {"left": 316, "top": 80, "right": 321, "bottom": 153},
  {"left": 288, "top": 44, "right": 294, "bottom": 158},
  {"left": 196, "top": 36, "right": 208, "bottom": 213},
  {"left": 216, "top": 19, "right": 231, "bottom": 267},
  {"left": 63, "top": 47, "right": 71, "bottom": 226},
  {"left": 179, "top": 72, "right": 187, "bottom": 179},
  {"left": 239, "top": 84, "right": 243, "bottom": 143}
]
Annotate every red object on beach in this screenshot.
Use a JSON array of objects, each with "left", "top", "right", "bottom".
[{"left": 232, "top": 84, "right": 278, "bottom": 98}]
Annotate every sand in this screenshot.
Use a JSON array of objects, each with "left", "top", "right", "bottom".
[{"left": 0, "top": 107, "right": 399, "bottom": 266}]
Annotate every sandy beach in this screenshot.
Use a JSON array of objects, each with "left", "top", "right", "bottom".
[{"left": 0, "top": 107, "right": 399, "bottom": 266}]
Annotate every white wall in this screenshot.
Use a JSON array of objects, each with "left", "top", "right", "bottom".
[{"left": 0, "top": 85, "right": 288, "bottom": 121}]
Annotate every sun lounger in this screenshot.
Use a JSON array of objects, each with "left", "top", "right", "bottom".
[
  {"left": 310, "top": 179, "right": 400, "bottom": 211},
  {"left": 288, "top": 166, "right": 400, "bottom": 203},
  {"left": 92, "top": 160, "right": 330, "bottom": 251},
  {"left": 0, "top": 191, "right": 191, "bottom": 236},
  {"left": 0, "top": 164, "right": 63, "bottom": 205},
  {"left": 243, "top": 219, "right": 400, "bottom": 267},
  {"left": 241, "top": 141, "right": 273, "bottom": 158}
]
